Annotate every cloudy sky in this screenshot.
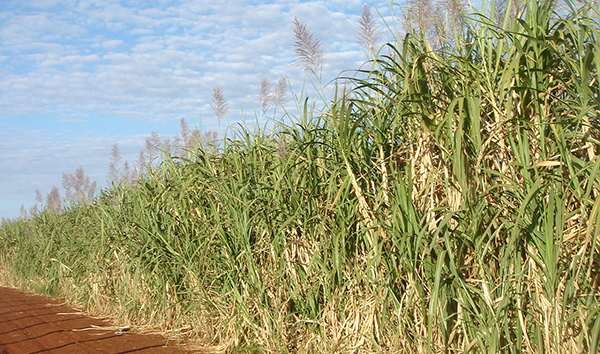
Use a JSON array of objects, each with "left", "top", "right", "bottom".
[{"left": 0, "top": 0, "right": 399, "bottom": 219}]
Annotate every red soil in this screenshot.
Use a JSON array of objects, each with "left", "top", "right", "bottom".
[{"left": 0, "top": 286, "right": 198, "bottom": 354}]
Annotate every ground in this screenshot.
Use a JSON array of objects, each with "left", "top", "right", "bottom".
[{"left": 0, "top": 286, "right": 199, "bottom": 354}]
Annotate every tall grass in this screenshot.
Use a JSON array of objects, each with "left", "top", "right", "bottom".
[{"left": 1, "top": 0, "right": 599, "bottom": 352}]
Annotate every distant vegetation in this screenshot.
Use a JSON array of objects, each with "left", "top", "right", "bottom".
[{"left": 1, "top": 0, "right": 599, "bottom": 353}]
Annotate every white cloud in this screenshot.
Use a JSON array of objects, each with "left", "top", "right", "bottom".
[
  {"left": 102, "top": 52, "right": 129, "bottom": 62},
  {"left": 40, "top": 54, "right": 101, "bottom": 68},
  {"left": 101, "top": 39, "right": 124, "bottom": 49},
  {"left": 132, "top": 42, "right": 164, "bottom": 52},
  {"left": 0, "top": 13, "right": 87, "bottom": 47}
]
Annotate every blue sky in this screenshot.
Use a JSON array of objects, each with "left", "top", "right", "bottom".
[{"left": 0, "top": 0, "right": 398, "bottom": 219}]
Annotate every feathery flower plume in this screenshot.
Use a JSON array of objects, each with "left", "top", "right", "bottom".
[
  {"left": 180, "top": 117, "right": 191, "bottom": 147},
  {"left": 46, "top": 186, "right": 61, "bottom": 215},
  {"left": 356, "top": 4, "right": 381, "bottom": 55},
  {"left": 402, "top": 0, "right": 440, "bottom": 37},
  {"left": 258, "top": 77, "right": 272, "bottom": 113},
  {"left": 211, "top": 86, "right": 230, "bottom": 124},
  {"left": 145, "top": 132, "right": 161, "bottom": 163},
  {"left": 35, "top": 189, "right": 44, "bottom": 204},
  {"left": 292, "top": 17, "right": 323, "bottom": 76},
  {"left": 108, "top": 143, "right": 121, "bottom": 183},
  {"left": 203, "top": 130, "right": 218, "bottom": 151},
  {"left": 274, "top": 77, "right": 288, "bottom": 105},
  {"left": 62, "top": 167, "right": 96, "bottom": 205}
]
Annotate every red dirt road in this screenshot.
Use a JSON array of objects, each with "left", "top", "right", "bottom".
[{"left": 0, "top": 286, "right": 198, "bottom": 354}]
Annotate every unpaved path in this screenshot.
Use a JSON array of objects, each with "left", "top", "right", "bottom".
[{"left": 0, "top": 286, "right": 198, "bottom": 353}]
